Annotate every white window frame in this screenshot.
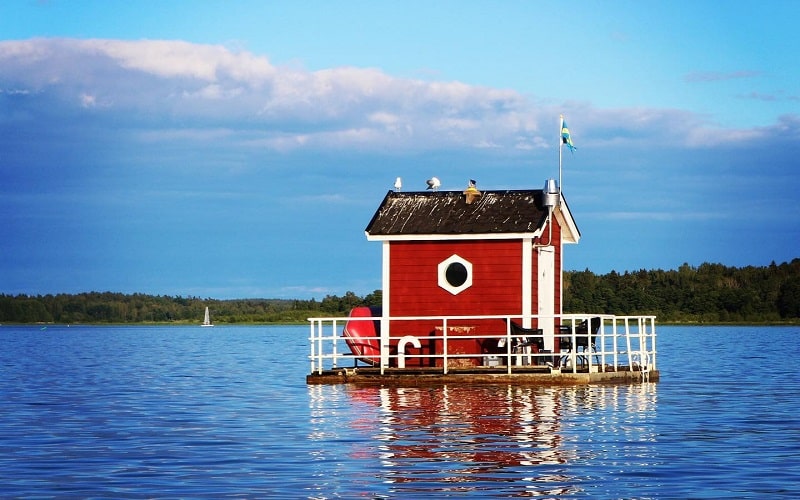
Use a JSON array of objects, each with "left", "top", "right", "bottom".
[{"left": 438, "top": 254, "right": 473, "bottom": 295}]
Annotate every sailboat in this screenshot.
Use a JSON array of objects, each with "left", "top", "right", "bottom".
[{"left": 201, "top": 306, "right": 214, "bottom": 327}]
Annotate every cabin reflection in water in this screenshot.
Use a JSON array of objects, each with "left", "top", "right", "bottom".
[{"left": 308, "top": 383, "right": 658, "bottom": 495}]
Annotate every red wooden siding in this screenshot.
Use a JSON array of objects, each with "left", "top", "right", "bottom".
[
  {"left": 388, "top": 239, "right": 525, "bottom": 366},
  {"left": 383, "top": 217, "right": 564, "bottom": 366},
  {"left": 389, "top": 239, "right": 523, "bottom": 318}
]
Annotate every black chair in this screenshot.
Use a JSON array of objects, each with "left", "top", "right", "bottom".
[
  {"left": 559, "top": 317, "right": 602, "bottom": 367},
  {"left": 560, "top": 317, "right": 601, "bottom": 349},
  {"left": 503, "top": 320, "right": 542, "bottom": 349},
  {"left": 501, "top": 320, "right": 545, "bottom": 365}
]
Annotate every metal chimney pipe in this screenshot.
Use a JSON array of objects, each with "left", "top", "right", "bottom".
[{"left": 543, "top": 179, "right": 558, "bottom": 208}]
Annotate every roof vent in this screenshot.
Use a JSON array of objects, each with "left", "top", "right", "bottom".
[{"left": 543, "top": 179, "right": 559, "bottom": 208}]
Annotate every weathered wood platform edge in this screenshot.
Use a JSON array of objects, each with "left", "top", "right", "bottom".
[{"left": 306, "top": 367, "right": 659, "bottom": 386}]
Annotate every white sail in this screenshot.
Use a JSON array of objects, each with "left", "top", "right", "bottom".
[{"left": 201, "top": 306, "right": 213, "bottom": 327}]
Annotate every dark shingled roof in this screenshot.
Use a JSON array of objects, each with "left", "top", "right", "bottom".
[{"left": 365, "top": 190, "right": 551, "bottom": 236}]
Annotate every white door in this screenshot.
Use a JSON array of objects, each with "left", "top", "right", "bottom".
[{"left": 537, "top": 246, "right": 556, "bottom": 351}]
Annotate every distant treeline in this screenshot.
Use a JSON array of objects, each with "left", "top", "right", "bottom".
[
  {"left": 564, "top": 259, "right": 800, "bottom": 323},
  {"left": 2, "top": 260, "right": 799, "bottom": 324},
  {"left": 0, "top": 290, "right": 382, "bottom": 325}
]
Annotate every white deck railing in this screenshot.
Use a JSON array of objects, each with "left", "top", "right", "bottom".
[{"left": 308, "top": 314, "right": 656, "bottom": 378}]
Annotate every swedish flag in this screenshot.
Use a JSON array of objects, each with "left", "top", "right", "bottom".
[{"left": 561, "top": 118, "right": 576, "bottom": 152}]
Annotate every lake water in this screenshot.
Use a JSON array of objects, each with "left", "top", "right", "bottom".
[{"left": 1, "top": 325, "right": 798, "bottom": 498}]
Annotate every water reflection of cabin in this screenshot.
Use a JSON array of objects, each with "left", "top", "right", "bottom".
[{"left": 365, "top": 186, "right": 576, "bottom": 366}]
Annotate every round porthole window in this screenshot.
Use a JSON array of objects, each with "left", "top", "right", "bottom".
[
  {"left": 438, "top": 254, "right": 472, "bottom": 295},
  {"left": 445, "top": 262, "right": 468, "bottom": 287}
]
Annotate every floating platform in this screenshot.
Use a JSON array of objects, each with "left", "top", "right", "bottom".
[
  {"left": 307, "top": 365, "right": 658, "bottom": 386},
  {"left": 308, "top": 313, "right": 657, "bottom": 386}
]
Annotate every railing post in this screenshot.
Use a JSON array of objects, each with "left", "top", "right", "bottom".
[
  {"left": 309, "top": 321, "right": 316, "bottom": 374},
  {"left": 650, "top": 317, "right": 657, "bottom": 370},
  {"left": 614, "top": 317, "right": 620, "bottom": 370},
  {"left": 380, "top": 313, "right": 389, "bottom": 375},
  {"left": 331, "top": 320, "right": 338, "bottom": 368},
  {"left": 569, "top": 321, "right": 577, "bottom": 373},
  {"left": 442, "top": 318, "right": 448, "bottom": 375},
  {"left": 587, "top": 317, "right": 594, "bottom": 372},
  {"left": 596, "top": 317, "right": 604, "bottom": 372},
  {"left": 317, "top": 319, "right": 323, "bottom": 374},
  {"left": 506, "top": 317, "right": 512, "bottom": 374},
  {"left": 625, "top": 317, "right": 633, "bottom": 371}
]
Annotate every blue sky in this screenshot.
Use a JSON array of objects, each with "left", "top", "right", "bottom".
[{"left": 2, "top": 1, "right": 799, "bottom": 300}]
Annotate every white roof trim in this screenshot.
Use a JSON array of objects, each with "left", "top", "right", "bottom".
[
  {"left": 366, "top": 229, "right": 545, "bottom": 242},
  {"left": 555, "top": 195, "right": 580, "bottom": 244}
]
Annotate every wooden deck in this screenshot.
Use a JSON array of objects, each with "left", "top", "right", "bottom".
[{"left": 306, "top": 365, "right": 658, "bottom": 386}]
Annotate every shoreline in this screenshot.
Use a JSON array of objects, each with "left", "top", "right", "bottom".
[{"left": 4, "top": 320, "right": 800, "bottom": 327}]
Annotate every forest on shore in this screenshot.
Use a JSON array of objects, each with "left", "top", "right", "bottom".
[{"left": 1, "top": 260, "right": 799, "bottom": 325}]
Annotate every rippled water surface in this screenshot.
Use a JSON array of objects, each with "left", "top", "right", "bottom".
[{"left": 1, "top": 325, "right": 799, "bottom": 498}]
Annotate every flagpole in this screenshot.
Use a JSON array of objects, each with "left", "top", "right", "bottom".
[{"left": 558, "top": 114, "right": 563, "bottom": 206}]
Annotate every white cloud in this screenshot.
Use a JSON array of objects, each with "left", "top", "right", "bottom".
[
  {"left": 0, "top": 38, "right": 551, "bottom": 152},
  {"left": 85, "top": 39, "right": 275, "bottom": 84},
  {"left": 741, "top": 91, "right": 800, "bottom": 103},
  {"left": 684, "top": 126, "right": 763, "bottom": 147},
  {"left": 0, "top": 37, "right": 796, "bottom": 156},
  {"left": 79, "top": 93, "right": 96, "bottom": 108}
]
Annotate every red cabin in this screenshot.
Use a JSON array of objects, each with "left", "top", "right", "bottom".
[{"left": 346, "top": 181, "right": 581, "bottom": 367}]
